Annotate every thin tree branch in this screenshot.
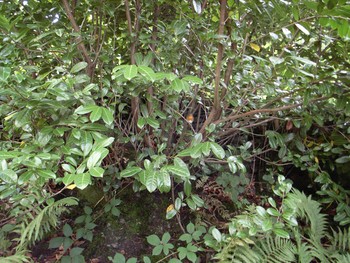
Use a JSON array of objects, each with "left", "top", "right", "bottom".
[
  {"left": 61, "top": 0, "right": 94, "bottom": 77},
  {"left": 214, "top": 96, "right": 330, "bottom": 125},
  {"left": 199, "top": 0, "right": 227, "bottom": 135}
]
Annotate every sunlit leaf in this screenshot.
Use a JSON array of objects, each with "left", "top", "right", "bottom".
[
  {"left": 66, "top": 184, "right": 76, "bottom": 190},
  {"left": 295, "top": 23, "right": 310, "bottom": 35},
  {"left": 250, "top": 43, "right": 261, "bottom": 52}
]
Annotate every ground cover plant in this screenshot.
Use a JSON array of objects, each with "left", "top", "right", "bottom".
[{"left": 0, "top": 0, "right": 350, "bottom": 262}]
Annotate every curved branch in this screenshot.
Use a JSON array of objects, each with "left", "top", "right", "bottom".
[
  {"left": 214, "top": 96, "right": 330, "bottom": 125},
  {"left": 61, "top": 0, "right": 94, "bottom": 77}
]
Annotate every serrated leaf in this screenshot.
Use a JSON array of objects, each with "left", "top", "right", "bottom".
[
  {"left": 120, "top": 166, "right": 142, "bottom": 178},
  {"left": 124, "top": 65, "right": 138, "bottom": 80},
  {"left": 210, "top": 142, "right": 225, "bottom": 159},
  {"left": 70, "top": 62, "right": 88, "bottom": 73},
  {"left": 75, "top": 173, "right": 91, "bottom": 189}
]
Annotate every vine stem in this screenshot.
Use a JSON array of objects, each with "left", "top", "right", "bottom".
[{"left": 171, "top": 177, "right": 186, "bottom": 234}]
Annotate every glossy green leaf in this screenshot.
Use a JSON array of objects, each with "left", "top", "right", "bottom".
[
  {"left": 212, "top": 228, "right": 222, "bottom": 242},
  {"left": 81, "top": 131, "right": 93, "bottom": 157},
  {"left": 70, "top": 62, "right": 88, "bottom": 73},
  {"left": 62, "top": 164, "right": 76, "bottom": 174},
  {"left": 89, "top": 167, "right": 104, "bottom": 177},
  {"left": 90, "top": 107, "right": 102, "bottom": 122},
  {"left": 74, "top": 105, "right": 96, "bottom": 115},
  {"left": 137, "top": 117, "right": 146, "bottom": 129},
  {"left": 124, "top": 65, "right": 138, "bottom": 80},
  {"left": 138, "top": 66, "right": 155, "bottom": 81},
  {"left": 0, "top": 169, "right": 17, "bottom": 183},
  {"left": 75, "top": 173, "right": 91, "bottom": 189},
  {"left": 37, "top": 169, "right": 56, "bottom": 179},
  {"left": 87, "top": 148, "right": 108, "bottom": 169},
  {"left": 146, "top": 117, "right": 160, "bottom": 129},
  {"left": 183, "top": 75, "right": 203, "bottom": 84},
  {"left": 140, "top": 170, "right": 158, "bottom": 192},
  {"left": 93, "top": 137, "right": 114, "bottom": 151},
  {"left": 0, "top": 151, "right": 21, "bottom": 159},
  {"left": 171, "top": 78, "right": 189, "bottom": 92},
  {"left": 0, "top": 67, "right": 11, "bottom": 82},
  {"left": 120, "top": 166, "right": 142, "bottom": 178},
  {"left": 101, "top": 107, "right": 114, "bottom": 125},
  {"left": 273, "top": 228, "right": 290, "bottom": 238},
  {"left": 62, "top": 174, "right": 75, "bottom": 185},
  {"left": 210, "top": 142, "right": 225, "bottom": 159}
]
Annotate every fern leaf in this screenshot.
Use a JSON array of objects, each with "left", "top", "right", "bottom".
[
  {"left": 286, "top": 190, "right": 328, "bottom": 241},
  {"left": 256, "top": 236, "right": 296, "bottom": 263},
  {"left": 330, "top": 227, "right": 350, "bottom": 253},
  {"left": 17, "top": 197, "right": 78, "bottom": 250}
]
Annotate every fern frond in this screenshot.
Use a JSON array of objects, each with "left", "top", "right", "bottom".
[
  {"left": 330, "top": 253, "right": 350, "bottom": 263},
  {"left": 285, "top": 189, "right": 328, "bottom": 241},
  {"left": 17, "top": 197, "right": 78, "bottom": 250},
  {"left": 0, "top": 253, "right": 30, "bottom": 263},
  {"left": 256, "top": 236, "right": 296, "bottom": 263},
  {"left": 216, "top": 237, "right": 260, "bottom": 263},
  {"left": 329, "top": 227, "right": 350, "bottom": 253},
  {"left": 292, "top": 230, "right": 314, "bottom": 263}
]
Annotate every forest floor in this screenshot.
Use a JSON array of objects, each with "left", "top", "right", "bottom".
[{"left": 31, "top": 186, "right": 184, "bottom": 262}]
